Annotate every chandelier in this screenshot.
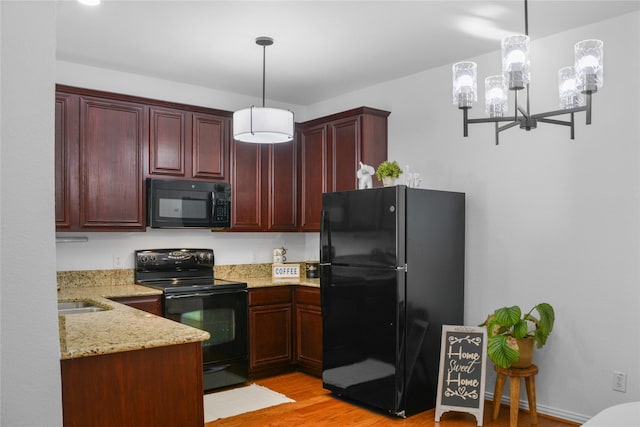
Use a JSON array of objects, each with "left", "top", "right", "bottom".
[
  {"left": 452, "top": 0, "right": 603, "bottom": 145},
  {"left": 233, "top": 37, "right": 294, "bottom": 144}
]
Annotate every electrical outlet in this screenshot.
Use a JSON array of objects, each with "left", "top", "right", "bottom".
[
  {"left": 113, "top": 255, "right": 122, "bottom": 269},
  {"left": 613, "top": 371, "right": 627, "bottom": 393}
]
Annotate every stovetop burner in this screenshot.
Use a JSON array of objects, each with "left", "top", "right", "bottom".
[{"left": 134, "top": 248, "right": 247, "bottom": 294}]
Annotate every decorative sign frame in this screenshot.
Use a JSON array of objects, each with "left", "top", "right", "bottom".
[
  {"left": 271, "top": 263, "right": 300, "bottom": 283},
  {"left": 435, "top": 325, "right": 487, "bottom": 426}
]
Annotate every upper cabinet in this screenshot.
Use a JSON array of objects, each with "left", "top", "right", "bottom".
[
  {"left": 149, "top": 107, "right": 229, "bottom": 181},
  {"left": 55, "top": 89, "right": 146, "bottom": 231},
  {"left": 297, "top": 107, "right": 390, "bottom": 232},
  {"left": 55, "top": 86, "right": 387, "bottom": 234},
  {"left": 231, "top": 140, "right": 297, "bottom": 231}
]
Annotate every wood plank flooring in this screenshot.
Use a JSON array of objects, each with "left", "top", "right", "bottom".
[{"left": 205, "top": 372, "right": 579, "bottom": 427}]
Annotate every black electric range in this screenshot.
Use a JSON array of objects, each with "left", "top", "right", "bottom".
[
  {"left": 134, "top": 248, "right": 248, "bottom": 391},
  {"left": 134, "top": 248, "right": 247, "bottom": 294}
]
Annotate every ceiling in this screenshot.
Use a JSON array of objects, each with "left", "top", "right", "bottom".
[{"left": 56, "top": 0, "right": 640, "bottom": 106}]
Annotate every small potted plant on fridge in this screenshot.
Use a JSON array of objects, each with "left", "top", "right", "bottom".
[{"left": 375, "top": 160, "right": 403, "bottom": 187}]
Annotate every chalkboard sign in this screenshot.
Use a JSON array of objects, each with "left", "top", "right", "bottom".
[{"left": 435, "top": 325, "right": 487, "bottom": 426}]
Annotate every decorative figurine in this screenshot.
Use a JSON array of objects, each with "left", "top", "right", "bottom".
[{"left": 356, "top": 162, "right": 375, "bottom": 189}]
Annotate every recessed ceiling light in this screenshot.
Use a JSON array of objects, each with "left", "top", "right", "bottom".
[{"left": 78, "top": 0, "right": 100, "bottom": 6}]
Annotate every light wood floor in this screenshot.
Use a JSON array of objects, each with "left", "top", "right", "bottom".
[{"left": 205, "top": 372, "right": 579, "bottom": 427}]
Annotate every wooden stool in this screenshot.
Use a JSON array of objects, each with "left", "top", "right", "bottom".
[{"left": 492, "top": 364, "right": 538, "bottom": 427}]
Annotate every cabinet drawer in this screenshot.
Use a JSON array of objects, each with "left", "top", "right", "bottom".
[
  {"left": 110, "top": 295, "right": 162, "bottom": 316},
  {"left": 295, "top": 287, "right": 320, "bottom": 306},
  {"left": 249, "top": 287, "right": 292, "bottom": 306}
]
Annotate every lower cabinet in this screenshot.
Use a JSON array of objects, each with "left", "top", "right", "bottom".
[
  {"left": 248, "top": 287, "right": 293, "bottom": 378},
  {"left": 294, "top": 287, "right": 322, "bottom": 377},
  {"left": 61, "top": 342, "right": 204, "bottom": 427},
  {"left": 248, "top": 286, "right": 322, "bottom": 379},
  {"left": 110, "top": 295, "right": 163, "bottom": 316}
]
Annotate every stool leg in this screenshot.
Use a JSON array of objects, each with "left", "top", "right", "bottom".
[
  {"left": 492, "top": 373, "right": 506, "bottom": 420},
  {"left": 525, "top": 375, "right": 538, "bottom": 424},
  {"left": 509, "top": 376, "right": 520, "bottom": 427}
]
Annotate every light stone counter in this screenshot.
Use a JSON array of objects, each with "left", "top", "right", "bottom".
[
  {"left": 58, "top": 284, "right": 210, "bottom": 360},
  {"left": 241, "top": 277, "right": 320, "bottom": 288},
  {"left": 56, "top": 264, "right": 318, "bottom": 360}
]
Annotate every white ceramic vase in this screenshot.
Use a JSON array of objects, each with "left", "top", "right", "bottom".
[{"left": 382, "top": 177, "right": 396, "bottom": 187}]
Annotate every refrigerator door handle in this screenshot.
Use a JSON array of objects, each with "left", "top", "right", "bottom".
[
  {"left": 320, "top": 209, "right": 332, "bottom": 264},
  {"left": 396, "top": 263, "right": 408, "bottom": 272}
]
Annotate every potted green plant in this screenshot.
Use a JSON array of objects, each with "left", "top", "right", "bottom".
[
  {"left": 480, "top": 302, "right": 555, "bottom": 369},
  {"left": 375, "top": 160, "right": 403, "bottom": 186}
]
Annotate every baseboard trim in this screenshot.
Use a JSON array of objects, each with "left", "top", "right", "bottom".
[{"left": 485, "top": 391, "right": 590, "bottom": 424}]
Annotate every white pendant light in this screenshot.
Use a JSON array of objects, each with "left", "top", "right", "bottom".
[{"left": 233, "top": 37, "right": 294, "bottom": 144}]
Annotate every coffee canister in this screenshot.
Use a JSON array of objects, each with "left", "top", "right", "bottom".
[{"left": 305, "top": 261, "right": 319, "bottom": 278}]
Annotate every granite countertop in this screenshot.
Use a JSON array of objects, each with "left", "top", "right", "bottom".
[
  {"left": 58, "top": 284, "right": 210, "bottom": 360},
  {"left": 56, "top": 265, "right": 319, "bottom": 361},
  {"left": 243, "top": 277, "right": 320, "bottom": 288}
]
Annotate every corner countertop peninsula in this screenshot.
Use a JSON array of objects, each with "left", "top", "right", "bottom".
[{"left": 57, "top": 263, "right": 318, "bottom": 360}]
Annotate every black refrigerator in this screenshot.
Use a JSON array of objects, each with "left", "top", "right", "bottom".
[{"left": 320, "top": 185, "right": 465, "bottom": 417}]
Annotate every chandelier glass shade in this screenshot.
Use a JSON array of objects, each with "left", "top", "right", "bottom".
[
  {"left": 233, "top": 37, "right": 294, "bottom": 144},
  {"left": 452, "top": 0, "right": 603, "bottom": 145}
]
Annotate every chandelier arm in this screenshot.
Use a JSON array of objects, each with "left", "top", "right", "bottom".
[
  {"left": 530, "top": 105, "right": 587, "bottom": 120},
  {"left": 585, "top": 92, "right": 592, "bottom": 124},
  {"left": 494, "top": 122, "right": 500, "bottom": 146},
  {"left": 497, "top": 121, "right": 521, "bottom": 133},
  {"left": 537, "top": 117, "right": 573, "bottom": 126},
  {"left": 517, "top": 105, "right": 529, "bottom": 119},
  {"left": 467, "top": 116, "right": 519, "bottom": 124}
]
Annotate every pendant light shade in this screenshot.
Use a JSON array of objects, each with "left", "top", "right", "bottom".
[
  {"left": 233, "top": 37, "right": 294, "bottom": 144},
  {"left": 233, "top": 106, "right": 294, "bottom": 144}
]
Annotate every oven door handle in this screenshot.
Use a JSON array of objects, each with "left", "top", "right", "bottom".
[{"left": 165, "top": 289, "right": 246, "bottom": 299}]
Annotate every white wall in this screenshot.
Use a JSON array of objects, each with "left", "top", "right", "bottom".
[
  {"left": 56, "top": 231, "right": 311, "bottom": 270},
  {"left": 303, "top": 11, "right": 640, "bottom": 421},
  {"left": 1, "top": 2, "right": 63, "bottom": 426}
]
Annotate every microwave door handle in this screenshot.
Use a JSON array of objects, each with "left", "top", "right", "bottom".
[{"left": 211, "top": 191, "right": 216, "bottom": 219}]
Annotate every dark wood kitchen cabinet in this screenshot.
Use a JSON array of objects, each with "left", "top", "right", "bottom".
[
  {"left": 148, "top": 106, "right": 230, "bottom": 181},
  {"left": 294, "top": 287, "right": 322, "bottom": 377},
  {"left": 61, "top": 342, "right": 204, "bottom": 427},
  {"left": 248, "top": 287, "right": 293, "bottom": 378},
  {"left": 55, "top": 92, "right": 76, "bottom": 229},
  {"left": 297, "top": 107, "right": 389, "bottom": 231},
  {"left": 231, "top": 140, "right": 297, "bottom": 231},
  {"left": 110, "top": 295, "right": 162, "bottom": 316},
  {"left": 55, "top": 88, "right": 146, "bottom": 231}
]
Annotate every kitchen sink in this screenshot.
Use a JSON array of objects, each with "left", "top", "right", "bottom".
[{"left": 58, "top": 300, "right": 110, "bottom": 315}]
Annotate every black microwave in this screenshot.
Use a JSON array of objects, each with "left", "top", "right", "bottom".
[{"left": 147, "top": 178, "right": 231, "bottom": 228}]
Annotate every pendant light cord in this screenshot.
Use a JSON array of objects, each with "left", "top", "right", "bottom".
[{"left": 262, "top": 43, "right": 266, "bottom": 108}]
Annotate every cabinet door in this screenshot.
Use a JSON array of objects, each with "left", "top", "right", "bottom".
[
  {"left": 55, "top": 93, "right": 77, "bottom": 230},
  {"left": 265, "top": 142, "right": 297, "bottom": 231},
  {"left": 294, "top": 287, "right": 322, "bottom": 377},
  {"left": 330, "top": 116, "right": 361, "bottom": 192},
  {"left": 249, "top": 303, "right": 293, "bottom": 374},
  {"left": 79, "top": 97, "right": 145, "bottom": 230},
  {"left": 298, "top": 125, "right": 328, "bottom": 231},
  {"left": 231, "top": 141, "right": 262, "bottom": 230},
  {"left": 148, "top": 107, "right": 186, "bottom": 177},
  {"left": 192, "top": 112, "right": 227, "bottom": 180}
]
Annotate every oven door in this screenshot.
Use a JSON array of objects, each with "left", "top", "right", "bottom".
[{"left": 164, "top": 289, "right": 248, "bottom": 389}]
